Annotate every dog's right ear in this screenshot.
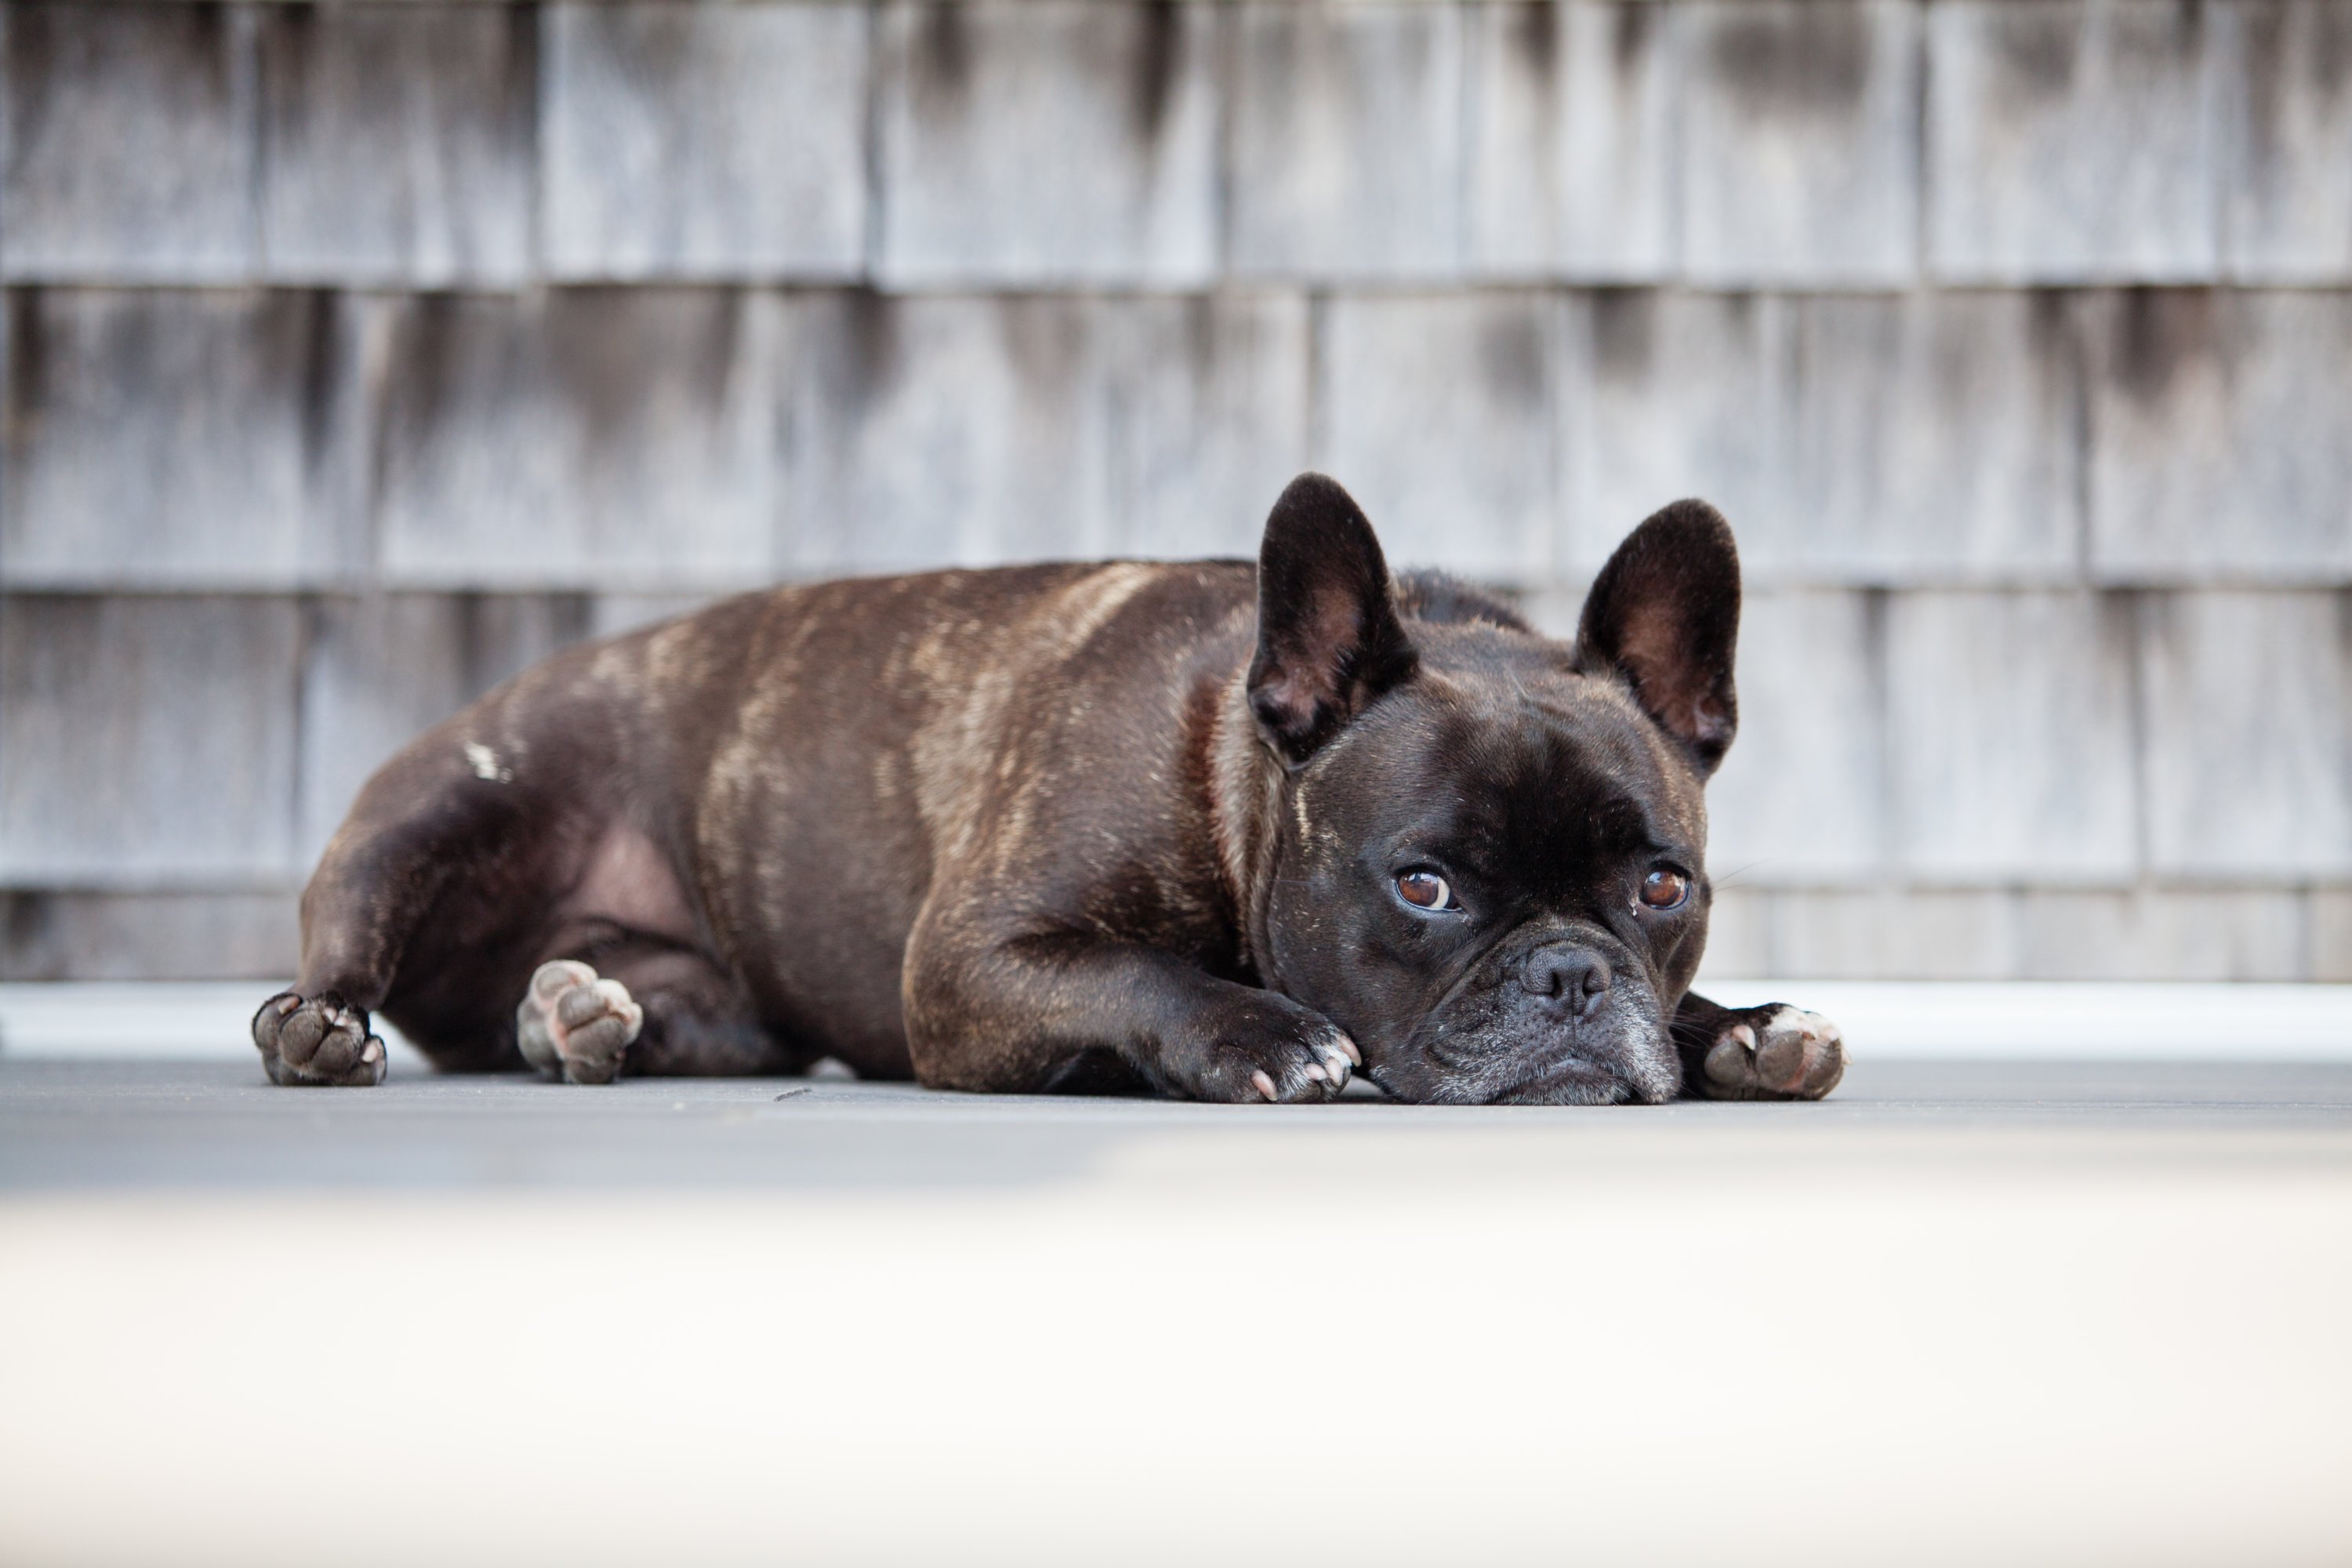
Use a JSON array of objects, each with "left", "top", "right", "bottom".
[{"left": 1247, "top": 474, "right": 1418, "bottom": 767}]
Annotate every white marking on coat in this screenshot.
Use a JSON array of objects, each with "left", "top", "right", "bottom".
[{"left": 463, "top": 742, "right": 513, "bottom": 782}]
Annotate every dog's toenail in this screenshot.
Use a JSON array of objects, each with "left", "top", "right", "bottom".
[
  {"left": 1250, "top": 1069, "right": 1278, "bottom": 1102},
  {"left": 1730, "top": 1024, "right": 1756, "bottom": 1050}
]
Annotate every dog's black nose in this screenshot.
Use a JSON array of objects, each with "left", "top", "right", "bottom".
[{"left": 1521, "top": 945, "right": 1610, "bottom": 1014}]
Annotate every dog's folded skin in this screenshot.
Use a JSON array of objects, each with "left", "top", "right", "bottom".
[{"left": 255, "top": 473, "right": 1843, "bottom": 1104}]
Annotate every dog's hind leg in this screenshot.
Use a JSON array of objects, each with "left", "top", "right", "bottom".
[{"left": 254, "top": 728, "right": 554, "bottom": 1087}]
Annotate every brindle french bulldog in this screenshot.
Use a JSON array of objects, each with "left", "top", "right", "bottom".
[{"left": 254, "top": 474, "right": 1842, "bottom": 1105}]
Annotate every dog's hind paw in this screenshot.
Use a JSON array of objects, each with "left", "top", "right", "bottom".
[
  {"left": 1697, "top": 1005, "right": 1845, "bottom": 1101},
  {"left": 253, "top": 991, "right": 388, "bottom": 1087},
  {"left": 518, "top": 960, "right": 644, "bottom": 1085}
]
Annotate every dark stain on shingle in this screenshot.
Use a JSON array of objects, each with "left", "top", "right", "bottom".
[
  {"left": 2110, "top": 287, "right": 2215, "bottom": 405},
  {"left": 2237, "top": 2, "right": 2289, "bottom": 165},
  {"left": 186, "top": 2, "right": 235, "bottom": 98},
  {"left": 1001, "top": 297, "right": 1087, "bottom": 394},
  {"left": 291, "top": 290, "right": 340, "bottom": 480},
  {"left": 2, "top": 9, "right": 55, "bottom": 143},
  {"left": 7, "top": 289, "right": 47, "bottom": 451},
  {"left": 825, "top": 287, "right": 901, "bottom": 415},
  {"left": 552, "top": 288, "right": 743, "bottom": 454},
  {"left": 2111, "top": 0, "right": 2203, "bottom": 82},
  {"left": 1701, "top": 5, "right": 1868, "bottom": 116},
  {"left": 2029, "top": 290, "right": 2075, "bottom": 391},
  {"left": 1131, "top": 2, "right": 1182, "bottom": 143},
  {"left": 256, "top": 5, "right": 318, "bottom": 130},
  {"left": 1989, "top": 5, "right": 2080, "bottom": 103},
  {"left": 1610, "top": 2, "right": 1655, "bottom": 78},
  {"left": 1180, "top": 295, "right": 1221, "bottom": 379},
  {"left": 1479, "top": 304, "right": 1546, "bottom": 402},
  {"left": 1, "top": 892, "right": 62, "bottom": 983},
  {"left": 8, "top": 5, "right": 239, "bottom": 163},
  {"left": 1513, "top": 1, "right": 1559, "bottom": 77},
  {"left": 498, "top": 5, "right": 539, "bottom": 147},
  {"left": 1591, "top": 289, "right": 1657, "bottom": 382},
  {"left": 388, "top": 293, "right": 466, "bottom": 452},
  {"left": 2301, "top": 0, "right": 2352, "bottom": 93},
  {"left": 919, "top": 2, "right": 971, "bottom": 101},
  {"left": 615, "top": 6, "right": 694, "bottom": 82}
]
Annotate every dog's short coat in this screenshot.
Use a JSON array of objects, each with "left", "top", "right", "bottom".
[{"left": 255, "top": 475, "right": 1842, "bottom": 1103}]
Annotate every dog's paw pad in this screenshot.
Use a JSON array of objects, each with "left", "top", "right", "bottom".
[
  {"left": 252, "top": 990, "right": 387, "bottom": 1087},
  {"left": 1701, "top": 1006, "right": 1844, "bottom": 1101},
  {"left": 518, "top": 960, "right": 643, "bottom": 1085}
]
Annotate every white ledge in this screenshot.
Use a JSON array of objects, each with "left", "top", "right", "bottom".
[{"left": 2, "top": 980, "right": 2349, "bottom": 1063}]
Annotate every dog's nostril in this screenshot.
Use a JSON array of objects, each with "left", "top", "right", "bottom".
[{"left": 1522, "top": 946, "right": 1611, "bottom": 1012}]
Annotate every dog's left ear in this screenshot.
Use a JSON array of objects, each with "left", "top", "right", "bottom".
[
  {"left": 1576, "top": 499, "right": 1741, "bottom": 775},
  {"left": 1248, "top": 473, "right": 1419, "bottom": 766}
]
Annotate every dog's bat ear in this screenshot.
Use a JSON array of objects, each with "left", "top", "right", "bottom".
[
  {"left": 1247, "top": 473, "right": 1418, "bottom": 766},
  {"left": 1576, "top": 499, "right": 1741, "bottom": 775}
]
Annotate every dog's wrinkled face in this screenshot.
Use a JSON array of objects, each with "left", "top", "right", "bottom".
[
  {"left": 1264, "top": 654, "right": 1710, "bottom": 1104},
  {"left": 1243, "top": 477, "right": 1741, "bottom": 1105}
]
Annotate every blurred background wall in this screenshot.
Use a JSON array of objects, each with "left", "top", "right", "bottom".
[{"left": 0, "top": 0, "right": 2345, "bottom": 984}]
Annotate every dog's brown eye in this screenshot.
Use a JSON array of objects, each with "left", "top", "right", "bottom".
[
  {"left": 1396, "top": 870, "right": 1454, "bottom": 911},
  {"left": 1639, "top": 868, "right": 1690, "bottom": 911}
]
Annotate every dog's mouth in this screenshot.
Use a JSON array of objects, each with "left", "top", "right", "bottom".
[
  {"left": 1365, "top": 1042, "right": 1652, "bottom": 1106},
  {"left": 1487, "top": 1054, "right": 1643, "bottom": 1105},
  {"left": 1370, "top": 1008, "right": 1679, "bottom": 1106}
]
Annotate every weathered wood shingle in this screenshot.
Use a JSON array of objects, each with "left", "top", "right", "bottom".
[
  {"left": 1228, "top": 2, "right": 1466, "bottom": 279},
  {"left": 258, "top": 5, "right": 535, "bottom": 287},
  {"left": 1, "top": 891, "right": 299, "bottom": 982},
  {"left": 1, "top": 288, "right": 369, "bottom": 589},
  {"left": 541, "top": 2, "right": 868, "bottom": 280},
  {"left": 1560, "top": 289, "right": 1782, "bottom": 572},
  {"left": 2137, "top": 590, "right": 2352, "bottom": 880},
  {"left": 2084, "top": 288, "right": 2352, "bottom": 583},
  {"left": 0, "top": 594, "right": 300, "bottom": 886},
  {"left": 1317, "top": 292, "right": 1563, "bottom": 582},
  {"left": 1465, "top": 1, "right": 1677, "bottom": 281},
  {"left": 782, "top": 292, "right": 1112, "bottom": 572},
  {"left": 1, "top": 5, "right": 260, "bottom": 282},
  {"left": 874, "top": 2, "right": 1221, "bottom": 287},
  {"left": 1884, "top": 590, "right": 2139, "bottom": 884},
  {"left": 1678, "top": 0, "right": 1922, "bottom": 286},
  {"left": 373, "top": 288, "right": 786, "bottom": 589},
  {"left": 2218, "top": 0, "right": 2352, "bottom": 281},
  {"left": 1774, "top": 291, "right": 2082, "bottom": 585},
  {"left": 1928, "top": 0, "right": 2220, "bottom": 282},
  {"left": 1106, "top": 293, "right": 1312, "bottom": 561}
]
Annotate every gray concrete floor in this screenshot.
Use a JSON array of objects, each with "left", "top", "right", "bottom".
[
  {"left": 7, "top": 1056, "right": 2352, "bottom": 1189},
  {"left": 5, "top": 1058, "right": 2349, "bottom": 1567}
]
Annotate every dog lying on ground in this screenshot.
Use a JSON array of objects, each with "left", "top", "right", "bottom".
[{"left": 254, "top": 474, "right": 1842, "bottom": 1104}]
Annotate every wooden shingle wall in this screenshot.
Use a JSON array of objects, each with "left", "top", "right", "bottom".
[{"left": 1, "top": 1, "right": 2347, "bottom": 982}]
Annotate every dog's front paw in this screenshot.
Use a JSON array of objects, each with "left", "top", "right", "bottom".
[
  {"left": 1696, "top": 1005, "right": 1845, "bottom": 1101},
  {"left": 253, "top": 991, "right": 387, "bottom": 1087},
  {"left": 518, "top": 960, "right": 644, "bottom": 1084},
  {"left": 1178, "top": 996, "right": 1359, "bottom": 1103}
]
